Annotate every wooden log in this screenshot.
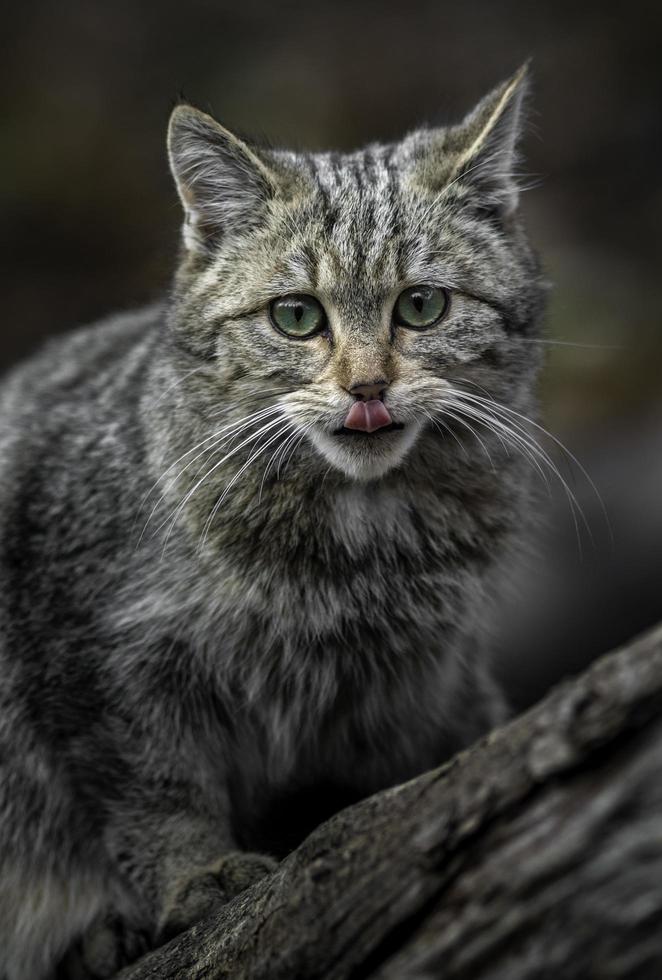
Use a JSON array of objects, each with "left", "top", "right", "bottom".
[{"left": 119, "top": 623, "right": 662, "bottom": 980}]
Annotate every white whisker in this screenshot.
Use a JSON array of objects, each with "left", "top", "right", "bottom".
[
  {"left": 453, "top": 380, "right": 610, "bottom": 539},
  {"left": 147, "top": 365, "right": 209, "bottom": 412},
  {"left": 446, "top": 399, "right": 557, "bottom": 507},
  {"left": 158, "top": 414, "right": 287, "bottom": 548},
  {"left": 439, "top": 407, "right": 497, "bottom": 471},
  {"left": 278, "top": 422, "right": 314, "bottom": 479},
  {"left": 511, "top": 339, "right": 624, "bottom": 351},
  {"left": 422, "top": 407, "right": 469, "bottom": 458},
  {"left": 135, "top": 404, "right": 284, "bottom": 545},
  {"left": 450, "top": 398, "right": 582, "bottom": 551},
  {"left": 206, "top": 386, "right": 293, "bottom": 417},
  {"left": 440, "top": 383, "right": 608, "bottom": 554},
  {"left": 258, "top": 421, "right": 300, "bottom": 502},
  {"left": 199, "top": 420, "right": 292, "bottom": 549}
]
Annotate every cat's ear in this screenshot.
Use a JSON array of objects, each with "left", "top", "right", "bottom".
[
  {"left": 168, "top": 105, "right": 278, "bottom": 253},
  {"left": 409, "top": 64, "right": 530, "bottom": 217}
]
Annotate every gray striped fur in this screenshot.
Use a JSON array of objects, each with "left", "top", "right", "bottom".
[{"left": 0, "top": 66, "right": 544, "bottom": 978}]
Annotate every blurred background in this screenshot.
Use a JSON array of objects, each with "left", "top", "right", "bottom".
[{"left": 1, "top": 0, "right": 660, "bottom": 707}]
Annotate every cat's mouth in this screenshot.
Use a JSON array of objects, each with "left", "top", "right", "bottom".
[
  {"left": 312, "top": 417, "right": 421, "bottom": 480},
  {"left": 333, "top": 422, "right": 405, "bottom": 437}
]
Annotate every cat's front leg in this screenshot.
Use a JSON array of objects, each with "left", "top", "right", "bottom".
[
  {"left": 59, "top": 850, "right": 276, "bottom": 978},
  {"left": 100, "top": 801, "right": 277, "bottom": 966},
  {"left": 57, "top": 914, "right": 152, "bottom": 980},
  {"left": 156, "top": 849, "right": 277, "bottom": 942}
]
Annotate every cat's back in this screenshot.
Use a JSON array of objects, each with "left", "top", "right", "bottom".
[
  {"left": 0, "top": 304, "right": 165, "bottom": 614},
  {"left": 0, "top": 303, "right": 164, "bottom": 501},
  {"left": 0, "top": 303, "right": 164, "bottom": 425}
]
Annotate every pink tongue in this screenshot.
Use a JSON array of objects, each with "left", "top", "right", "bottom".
[{"left": 343, "top": 399, "right": 392, "bottom": 433}]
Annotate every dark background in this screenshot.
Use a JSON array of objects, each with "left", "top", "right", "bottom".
[{"left": 2, "top": 0, "right": 661, "bottom": 706}]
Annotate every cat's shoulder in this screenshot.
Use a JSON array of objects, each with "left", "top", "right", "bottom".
[{"left": 0, "top": 302, "right": 166, "bottom": 414}]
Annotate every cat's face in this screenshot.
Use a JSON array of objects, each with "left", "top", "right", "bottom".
[{"left": 168, "top": 66, "right": 542, "bottom": 483}]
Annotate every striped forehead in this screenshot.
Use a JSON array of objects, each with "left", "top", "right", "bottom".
[
  {"left": 304, "top": 146, "right": 404, "bottom": 300},
  {"left": 310, "top": 145, "right": 397, "bottom": 202}
]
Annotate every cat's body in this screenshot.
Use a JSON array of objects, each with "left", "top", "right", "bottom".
[{"left": 0, "top": 66, "right": 543, "bottom": 978}]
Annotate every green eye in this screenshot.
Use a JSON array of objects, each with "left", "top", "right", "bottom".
[
  {"left": 269, "top": 294, "right": 327, "bottom": 339},
  {"left": 394, "top": 285, "right": 449, "bottom": 330}
]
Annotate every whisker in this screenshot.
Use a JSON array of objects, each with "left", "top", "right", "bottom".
[
  {"left": 199, "top": 420, "right": 292, "bottom": 549},
  {"left": 443, "top": 386, "right": 602, "bottom": 553},
  {"left": 422, "top": 407, "right": 469, "bottom": 458},
  {"left": 158, "top": 414, "right": 287, "bottom": 548},
  {"left": 452, "top": 380, "right": 610, "bottom": 538},
  {"left": 269, "top": 427, "right": 300, "bottom": 481},
  {"left": 510, "top": 339, "right": 624, "bottom": 351},
  {"left": 416, "top": 154, "right": 539, "bottom": 227},
  {"left": 439, "top": 407, "right": 497, "bottom": 471},
  {"left": 145, "top": 404, "right": 282, "bottom": 500},
  {"left": 448, "top": 398, "right": 583, "bottom": 553},
  {"left": 135, "top": 404, "right": 283, "bottom": 545},
  {"left": 147, "top": 365, "right": 209, "bottom": 412},
  {"left": 443, "top": 398, "right": 553, "bottom": 492},
  {"left": 206, "top": 387, "right": 294, "bottom": 418},
  {"left": 319, "top": 463, "right": 335, "bottom": 491},
  {"left": 278, "top": 422, "right": 315, "bottom": 479},
  {"left": 256, "top": 420, "right": 315, "bottom": 503},
  {"left": 258, "top": 421, "right": 300, "bottom": 502}
]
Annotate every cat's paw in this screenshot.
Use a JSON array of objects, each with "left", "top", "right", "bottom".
[
  {"left": 56, "top": 914, "right": 151, "bottom": 979},
  {"left": 158, "top": 850, "right": 277, "bottom": 942},
  {"left": 213, "top": 850, "right": 278, "bottom": 898}
]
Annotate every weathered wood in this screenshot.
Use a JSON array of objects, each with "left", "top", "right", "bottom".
[{"left": 119, "top": 623, "right": 662, "bottom": 980}]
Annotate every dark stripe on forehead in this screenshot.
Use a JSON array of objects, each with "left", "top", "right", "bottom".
[
  {"left": 300, "top": 152, "right": 320, "bottom": 194},
  {"left": 362, "top": 149, "right": 378, "bottom": 187},
  {"left": 298, "top": 241, "right": 320, "bottom": 287},
  {"left": 329, "top": 152, "right": 344, "bottom": 189},
  {"left": 394, "top": 232, "right": 413, "bottom": 282},
  {"left": 338, "top": 155, "right": 363, "bottom": 197},
  {"left": 384, "top": 145, "right": 400, "bottom": 193},
  {"left": 306, "top": 155, "right": 335, "bottom": 239},
  {"left": 359, "top": 196, "right": 376, "bottom": 271},
  {"left": 303, "top": 144, "right": 409, "bottom": 284},
  {"left": 386, "top": 150, "right": 401, "bottom": 236},
  {"left": 351, "top": 157, "right": 365, "bottom": 193}
]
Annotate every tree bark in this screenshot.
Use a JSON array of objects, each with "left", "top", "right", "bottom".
[{"left": 119, "top": 623, "right": 662, "bottom": 980}]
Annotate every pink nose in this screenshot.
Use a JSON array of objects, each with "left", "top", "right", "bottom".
[{"left": 343, "top": 398, "right": 392, "bottom": 433}]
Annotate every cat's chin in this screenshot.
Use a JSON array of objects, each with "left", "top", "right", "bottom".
[{"left": 310, "top": 420, "right": 422, "bottom": 482}]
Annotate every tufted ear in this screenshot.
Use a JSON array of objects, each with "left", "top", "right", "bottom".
[
  {"left": 409, "top": 63, "right": 530, "bottom": 218},
  {"left": 167, "top": 105, "right": 279, "bottom": 253}
]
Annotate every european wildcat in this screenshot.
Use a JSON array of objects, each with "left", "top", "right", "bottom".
[{"left": 0, "top": 65, "right": 543, "bottom": 978}]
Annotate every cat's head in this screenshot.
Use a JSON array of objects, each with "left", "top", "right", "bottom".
[{"left": 167, "top": 66, "right": 542, "bottom": 483}]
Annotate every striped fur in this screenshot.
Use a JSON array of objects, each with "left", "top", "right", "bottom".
[{"left": 0, "top": 66, "right": 544, "bottom": 978}]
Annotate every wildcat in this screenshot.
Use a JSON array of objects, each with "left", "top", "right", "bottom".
[{"left": 0, "top": 65, "right": 544, "bottom": 978}]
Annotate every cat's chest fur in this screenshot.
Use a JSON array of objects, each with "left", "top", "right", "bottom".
[
  {"left": 162, "top": 473, "right": 490, "bottom": 685},
  {"left": 124, "top": 475, "right": 497, "bottom": 815}
]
